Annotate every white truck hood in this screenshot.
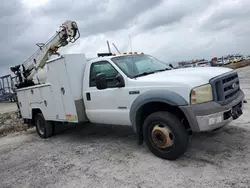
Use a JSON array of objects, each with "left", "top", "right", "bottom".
[{"left": 134, "top": 67, "right": 233, "bottom": 88}]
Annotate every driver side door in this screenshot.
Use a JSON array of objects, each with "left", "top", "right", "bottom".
[{"left": 84, "top": 61, "right": 130, "bottom": 126}]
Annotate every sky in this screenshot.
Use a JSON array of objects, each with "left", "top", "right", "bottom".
[{"left": 1, "top": 0, "right": 250, "bottom": 76}]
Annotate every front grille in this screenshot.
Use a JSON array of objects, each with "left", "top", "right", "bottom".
[{"left": 210, "top": 71, "right": 241, "bottom": 105}]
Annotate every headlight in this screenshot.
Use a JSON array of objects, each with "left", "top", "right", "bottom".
[{"left": 190, "top": 84, "right": 213, "bottom": 104}]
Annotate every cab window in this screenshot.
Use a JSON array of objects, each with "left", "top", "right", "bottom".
[{"left": 89, "top": 61, "right": 120, "bottom": 87}]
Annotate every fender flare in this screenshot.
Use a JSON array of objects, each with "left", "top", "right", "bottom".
[{"left": 129, "top": 89, "right": 188, "bottom": 133}]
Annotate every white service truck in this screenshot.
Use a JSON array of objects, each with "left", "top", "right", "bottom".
[{"left": 11, "top": 21, "right": 245, "bottom": 160}]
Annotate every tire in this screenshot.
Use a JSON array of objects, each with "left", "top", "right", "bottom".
[
  {"left": 143, "top": 111, "right": 189, "bottom": 160},
  {"left": 34, "top": 113, "right": 53, "bottom": 138}
]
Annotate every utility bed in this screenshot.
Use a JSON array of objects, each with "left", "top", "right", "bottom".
[{"left": 16, "top": 54, "right": 89, "bottom": 123}]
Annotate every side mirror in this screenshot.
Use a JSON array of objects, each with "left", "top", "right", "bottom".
[
  {"left": 115, "top": 74, "right": 125, "bottom": 87},
  {"left": 95, "top": 73, "right": 108, "bottom": 90}
]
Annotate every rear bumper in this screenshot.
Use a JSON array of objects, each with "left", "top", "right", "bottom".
[{"left": 180, "top": 90, "right": 245, "bottom": 132}]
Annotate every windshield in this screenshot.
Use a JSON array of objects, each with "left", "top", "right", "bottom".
[{"left": 111, "top": 54, "right": 171, "bottom": 78}]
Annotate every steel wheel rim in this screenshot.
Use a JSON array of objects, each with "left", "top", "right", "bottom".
[{"left": 151, "top": 123, "right": 174, "bottom": 149}]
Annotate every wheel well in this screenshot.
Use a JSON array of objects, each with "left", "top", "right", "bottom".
[
  {"left": 31, "top": 108, "right": 42, "bottom": 124},
  {"left": 136, "top": 102, "right": 191, "bottom": 136}
]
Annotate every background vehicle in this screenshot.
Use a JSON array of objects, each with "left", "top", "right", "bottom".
[
  {"left": 232, "top": 58, "right": 238, "bottom": 63},
  {"left": 223, "top": 57, "right": 231, "bottom": 65},
  {"left": 194, "top": 60, "right": 211, "bottom": 67},
  {"left": 216, "top": 57, "right": 224, "bottom": 66},
  {"left": 10, "top": 21, "right": 245, "bottom": 161},
  {"left": 245, "top": 56, "right": 250, "bottom": 60},
  {"left": 182, "top": 64, "right": 193, "bottom": 68}
]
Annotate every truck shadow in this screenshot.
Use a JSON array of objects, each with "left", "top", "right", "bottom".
[
  {"left": 53, "top": 122, "right": 250, "bottom": 164},
  {"left": 54, "top": 122, "right": 137, "bottom": 142}
]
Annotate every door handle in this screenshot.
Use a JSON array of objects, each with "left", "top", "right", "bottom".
[
  {"left": 61, "top": 87, "right": 65, "bottom": 95},
  {"left": 86, "top": 92, "right": 91, "bottom": 101}
]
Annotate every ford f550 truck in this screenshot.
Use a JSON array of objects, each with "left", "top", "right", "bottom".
[
  {"left": 14, "top": 52, "right": 245, "bottom": 160},
  {"left": 10, "top": 20, "right": 245, "bottom": 160}
]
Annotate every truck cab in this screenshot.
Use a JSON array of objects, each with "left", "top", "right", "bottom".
[{"left": 16, "top": 52, "right": 245, "bottom": 160}]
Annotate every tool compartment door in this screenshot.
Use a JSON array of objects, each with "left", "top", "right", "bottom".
[
  {"left": 47, "top": 57, "right": 78, "bottom": 122},
  {"left": 39, "top": 85, "right": 56, "bottom": 120},
  {"left": 16, "top": 90, "right": 29, "bottom": 118}
]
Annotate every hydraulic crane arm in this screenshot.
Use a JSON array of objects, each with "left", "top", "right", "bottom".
[{"left": 10, "top": 20, "right": 80, "bottom": 88}]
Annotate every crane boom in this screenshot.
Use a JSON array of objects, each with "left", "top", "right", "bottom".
[{"left": 10, "top": 20, "right": 80, "bottom": 89}]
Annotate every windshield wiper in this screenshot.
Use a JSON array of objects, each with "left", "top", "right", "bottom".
[
  {"left": 133, "top": 71, "right": 156, "bottom": 78},
  {"left": 155, "top": 67, "right": 171, "bottom": 72},
  {"left": 133, "top": 68, "right": 171, "bottom": 78}
]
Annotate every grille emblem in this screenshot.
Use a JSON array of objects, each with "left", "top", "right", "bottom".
[{"left": 232, "top": 83, "right": 237, "bottom": 89}]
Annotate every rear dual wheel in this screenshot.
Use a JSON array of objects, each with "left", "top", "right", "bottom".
[
  {"left": 143, "top": 111, "right": 189, "bottom": 160},
  {"left": 34, "top": 113, "right": 53, "bottom": 138}
]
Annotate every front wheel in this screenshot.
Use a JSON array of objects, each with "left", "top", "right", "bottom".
[{"left": 143, "top": 111, "right": 190, "bottom": 160}]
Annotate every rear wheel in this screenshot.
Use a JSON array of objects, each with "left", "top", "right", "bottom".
[
  {"left": 34, "top": 113, "right": 53, "bottom": 138},
  {"left": 143, "top": 111, "right": 189, "bottom": 160}
]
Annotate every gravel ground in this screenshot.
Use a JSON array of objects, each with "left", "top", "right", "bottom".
[{"left": 0, "top": 67, "right": 250, "bottom": 188}]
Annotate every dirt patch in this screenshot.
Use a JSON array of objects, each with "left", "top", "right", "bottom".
[
  {"left": 0, "top": 111, "right": 28, "bottom": 137},
  {"left": 224, "top": 60, "right": 250, "bottom": 69}
]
